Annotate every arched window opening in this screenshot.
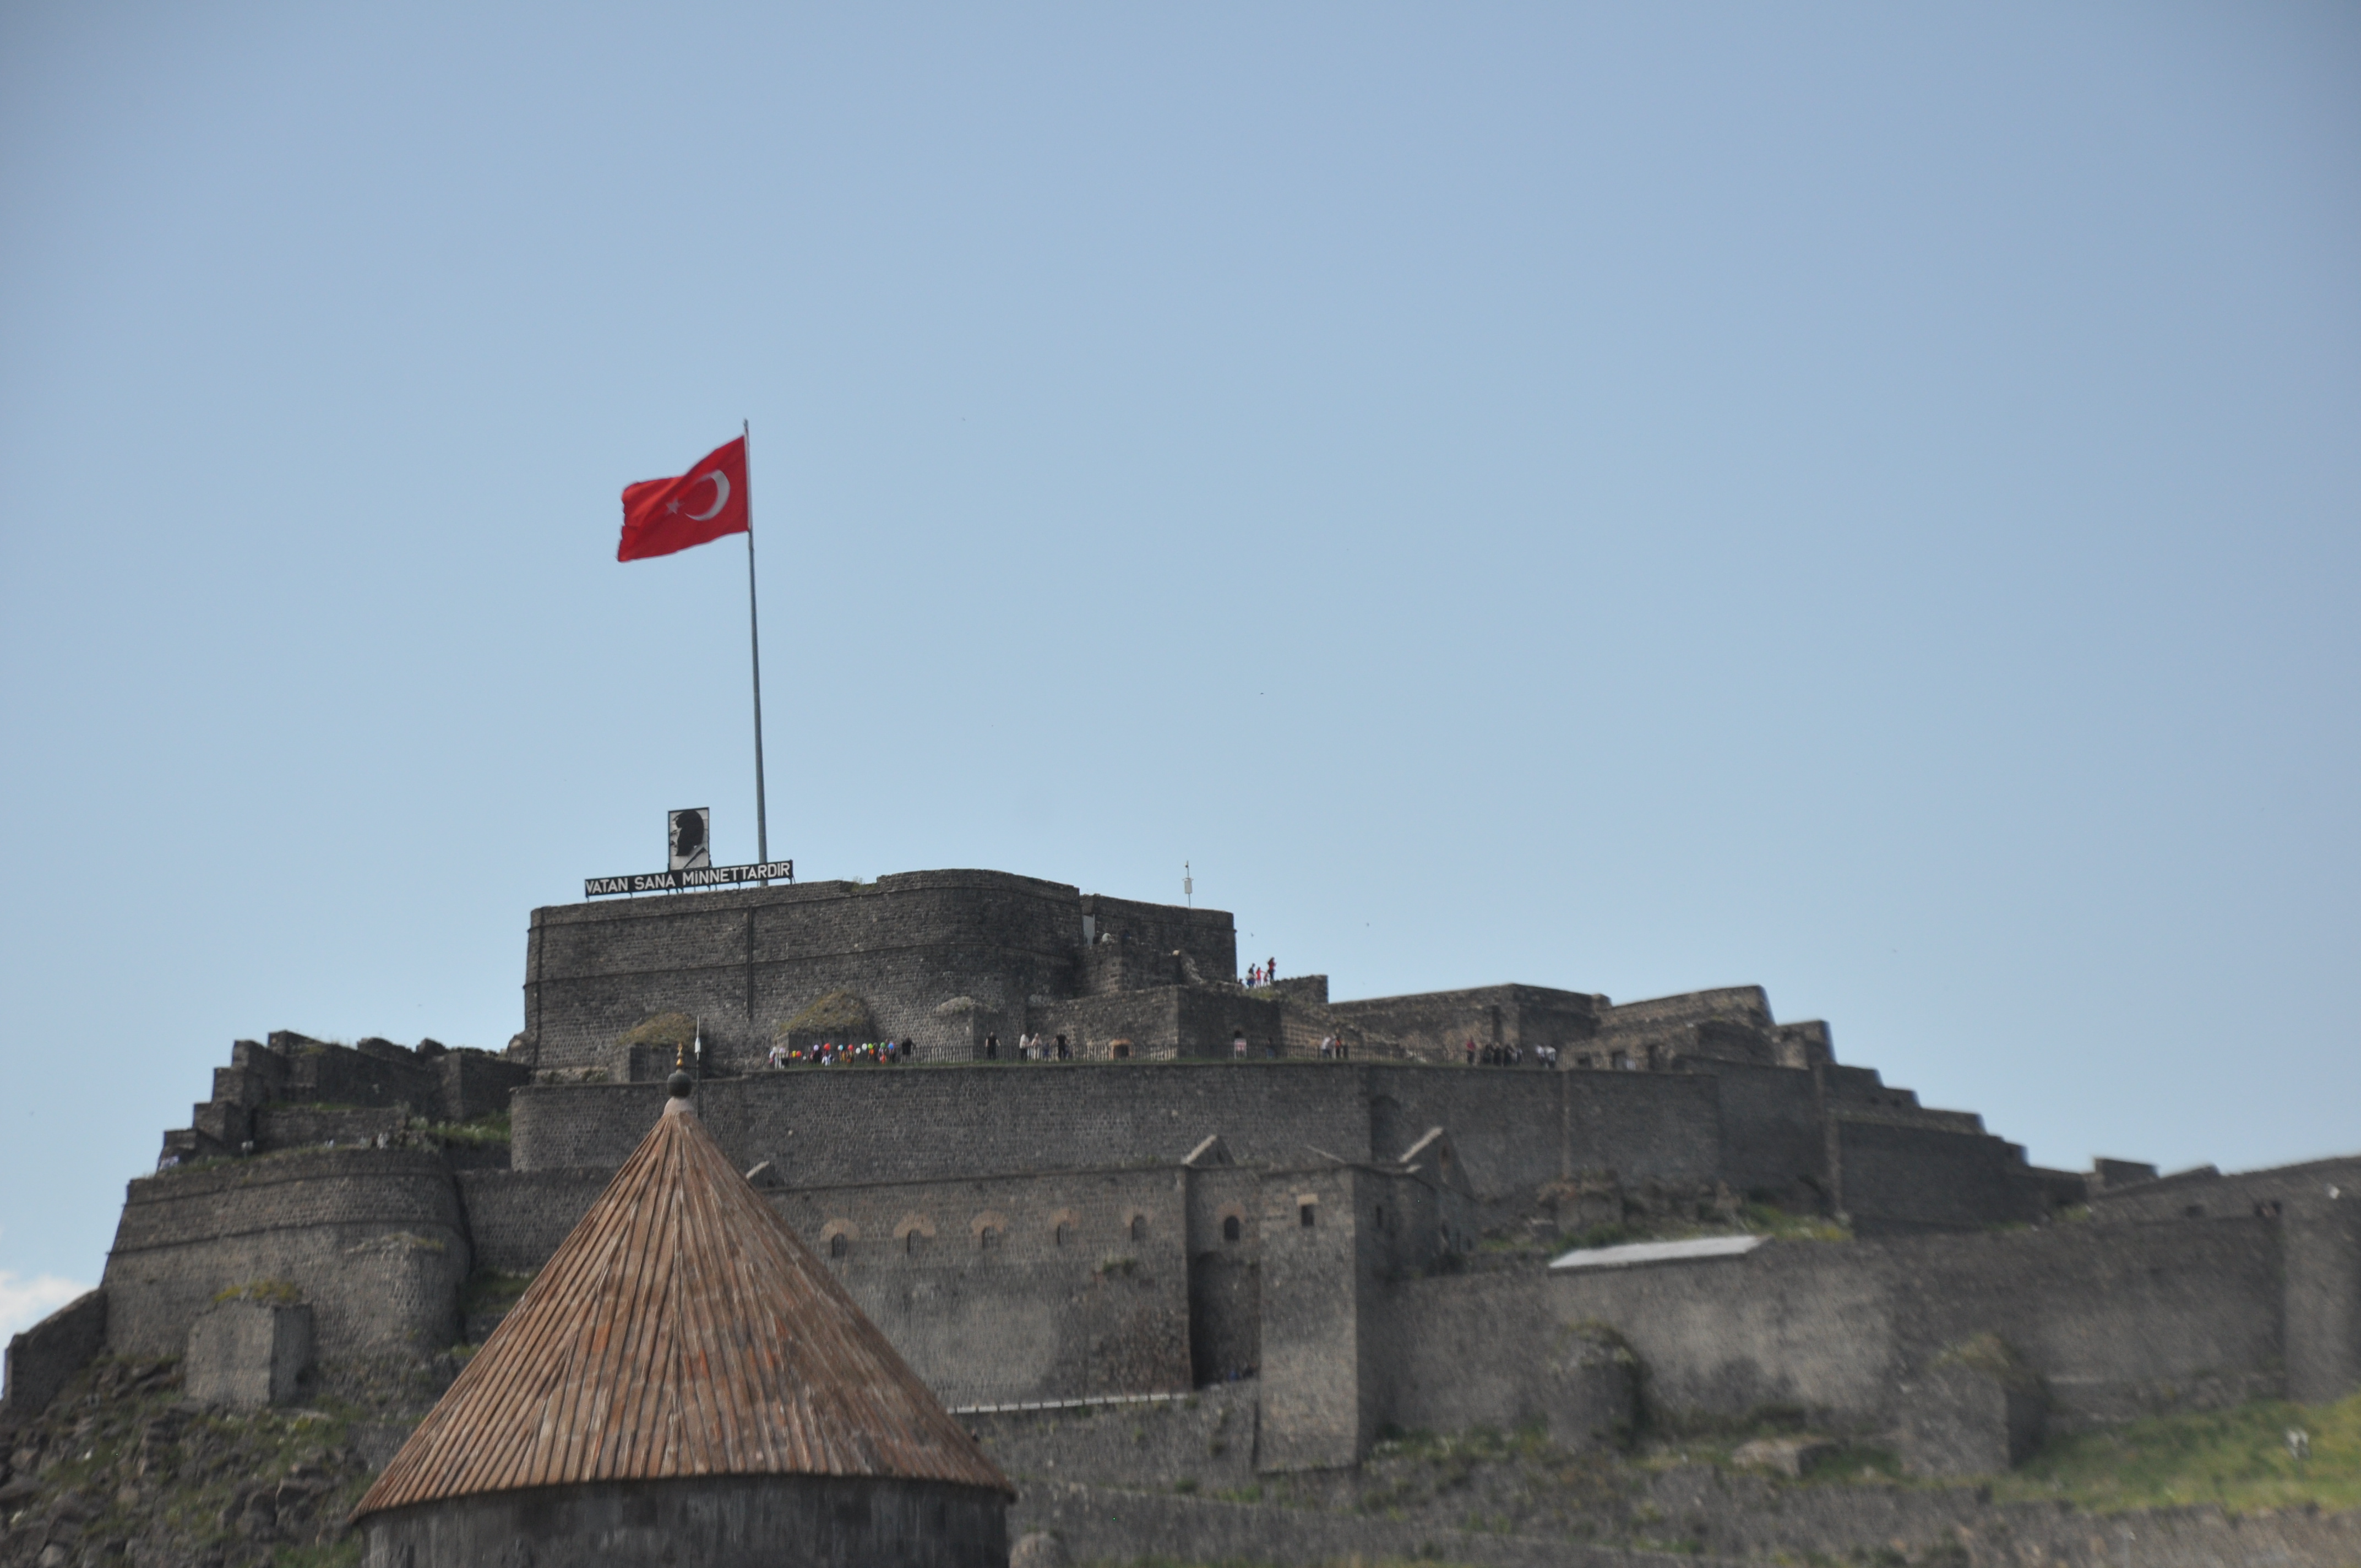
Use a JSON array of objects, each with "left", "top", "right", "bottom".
[
  {"left": 1128, "top": 1215, "right": 1147, "bottom": 1242},
  {"left": 1222, "top": 1215, "right": 1241, "bottom": 1243},
  {"left": 979, "top": 1226, "right": 1001, "bottom": 1250},
  {"left": 829, "top": 1233, "right": 848, "bottom": 1259}
]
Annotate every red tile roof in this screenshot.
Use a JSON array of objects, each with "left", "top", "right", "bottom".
[{"left": 353, "top": 1091, "right": 1009, "bottom": 1518}]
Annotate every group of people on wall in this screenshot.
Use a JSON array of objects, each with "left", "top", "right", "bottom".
[
  {"left": 766, "top": 1039, "right": 915, "bottom": 1067},
  {"left": 985, "top": 1032, "right": 1071, "bottom": 1061},
  {"left": 1464, "top": 1039, "right": 1558, "bottom": 1068},
  {"left": 761, "top": 1029, "right": 1560, "bottom": 1070}
]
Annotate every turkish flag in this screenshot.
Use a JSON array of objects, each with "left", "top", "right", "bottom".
[{"left": 617, "top": 437, "right": 749, "bottom": 561}]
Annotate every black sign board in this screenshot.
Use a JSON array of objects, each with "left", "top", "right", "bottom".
[{"left": 585, "top": 859, "right": 795, "bottom": 898}]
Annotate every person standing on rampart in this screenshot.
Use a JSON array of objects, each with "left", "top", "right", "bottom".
[{"left": 985, "top": 1033, "right": 998, "bottom": 1061}]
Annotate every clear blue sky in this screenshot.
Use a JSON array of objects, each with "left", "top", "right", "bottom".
[{"left": 2, "top": 3, "right": 2355, "bottom": 1327}]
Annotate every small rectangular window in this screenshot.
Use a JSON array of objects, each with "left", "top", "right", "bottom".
[{"left": 1300, "top": 1204, "right": 1316, "bottom": 1229}]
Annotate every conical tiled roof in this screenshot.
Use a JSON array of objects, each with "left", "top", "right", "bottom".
[{"left": 353, "top": 1090, "right": 1009, "bottom": 1518}]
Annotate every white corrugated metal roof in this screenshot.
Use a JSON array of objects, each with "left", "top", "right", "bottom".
[{"left": 1548, "top": 1234, "right": 1766, "bottom": 1271}]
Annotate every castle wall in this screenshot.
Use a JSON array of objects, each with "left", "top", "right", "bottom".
[
  {"left": 2087, "top": 1153, "right": 2361, "bottom": 1225},
  {"left": 2283, "top": 1190, "right": 2361, "bottom": 1406},
  {"left": 1185, "top": 1165, "right": 1264, "bottom": 1385},
  {"left": 1378, "top": 1217, "right": 2287, "bottom": 1438},
  {"left": 508, "top": 1065, "right": 1738, "bottom": 1218},
  {"left": 1325, "top": 984, "right": 1604, "bottom": 1064},
  {"left": 966, "top": 1384, "right": 1259, "bottom": 1490},
  {"left": 1701, "top": 1063, "right": 1826, "bottom": 1205},
  {"left": 467, "top": 1159, "right": 1221, "bottom": 1407},
  {"left": 1024, "top": 988, "right": 1289, "bottom": 1060},
  {"left": 512, "top": 1068, "right": 1382, "bottom": 1184},
  {"left": 454, "top": 1168, "right": 609, "bottom": 1276},
  {"left": 1588, "top": 986, "right": 1772, "bottom": 1068},
  {"left": 101, "top": 1150, "right": 469, "bottom": 1360},
  {"left": 360, "top": 1476, "right": 1008, "bottom": 1568},
  {"left": 1836, "top": 1118, "right": 2041, "bottom": 1234},
  {"left": 1080, "top": 892, "right": 1237, "bottom": 979},
  {"left": 524, "top": 871, "right": 1235, "bottom": 1073},
  {"left": 771, "top": 1168, "right": 1192, "bottom": 1407},
  {"left": 1559, "top": 1071, "right": 1724, "bottom": 1190},
  {"left": 1, "top": 1289, "right": 106, "bottom": 1420},
  {"left": 1364, "top": 1068, "right": 1564, "bottom": 1198},
  {"left": 1254, "top": 1167, "right": 1374, "bottom": 1471}
]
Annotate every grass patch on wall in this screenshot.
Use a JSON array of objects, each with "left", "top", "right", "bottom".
[
  {"left": 618, "top": 1011, "right": 697, "bottom": 1053},
  {"left": 459, "top": 1268, "right": 536, "bottom": 1319},
  {"left": 417, "top": 1112, "right": 510, "bottom": 1147},
  {"left": 1990, "top": 1392, "right": 2361, "bottom": 1515},
  {"left": 777, "top": 989, "right": 875, "bottom": 1040}
]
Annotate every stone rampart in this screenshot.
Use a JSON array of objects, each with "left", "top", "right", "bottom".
[
  {"left": 1836, "top": 1117, "right": 2040, "bottom": 1234},
  {"left": 773, "top": 1166, "right": 1193, "bottom": 1407},
  {"left": 0, "top": 1289, "right": 106, "bottom": 1423},
  {"left": 512, "top": 1067, "right": 1380, "bottom": 1184},
  {"left": 453, "top": 1167, "right": 608, "bottom": 1276},
  {"left": 524, "top": 869, "right": 1237, "bottom": 1072},
  {"left": 1010, "top": 1478, "right": 1726, "bottom": 1568},
  {"left": 1380, "top": 1216, "right": 2287, "bottom": 1439},
  {"left": 101, "top": 1149, "right": 469, "bottom": 1360},
  {"left": 1326, "top": 983, "right": 1606, "bottom": 1064},
  {"left": 507, "top": 1064, "right": 1744, "bottom": 1215},
  {"left": 1026, "top": 987, "right": 1289, "bottom": 1060},
  {"left": 2088, "top": 1152, "right": 2361, "bottom": 1224},
  {"left": 967, "top": 1384, "right": 1259, "bottom": 1490}
]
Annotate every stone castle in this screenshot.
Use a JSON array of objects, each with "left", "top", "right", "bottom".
[{"left": 7, "top": 867, "right": 2359, "bottom": 1511}]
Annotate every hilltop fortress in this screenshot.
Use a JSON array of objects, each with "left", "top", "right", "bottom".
[{"left": 9, "top": 868, "right": 2359, "bottom": 1497}]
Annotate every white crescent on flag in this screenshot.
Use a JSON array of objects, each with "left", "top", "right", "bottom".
[{"left": 683, "top": 470, "right": 731, "bottom": 522}]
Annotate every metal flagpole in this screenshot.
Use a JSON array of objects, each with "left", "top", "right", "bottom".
[{"left": 742, "top": 418, "right": 771, "bottom": 881}]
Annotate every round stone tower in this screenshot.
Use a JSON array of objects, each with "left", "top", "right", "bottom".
[{"left": 350, "top": 1073, "right": 1011, "bottom": 1566}]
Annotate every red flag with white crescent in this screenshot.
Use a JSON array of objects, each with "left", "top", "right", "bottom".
[{"left": 617, "top": 436, "right": 749, "bottom": 561}]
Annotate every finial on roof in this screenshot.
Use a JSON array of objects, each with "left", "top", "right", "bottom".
[{"left": 667, "top": 1069, "right": 693, "bottom": 1099}]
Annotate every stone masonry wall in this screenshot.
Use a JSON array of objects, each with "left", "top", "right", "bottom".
[
  {"left": 101, "top": 1150, "right": 469, "bottom": 1361},
  {"left": 773, "top": 1167, "right": 1193, "bottom": 1407},
  {"left": 1837, "top": 1117, "right": 2042, "bottom": 1234},
  {"left": 525, "top": 870, "right": 1237, "bottom": 1074},
  {"left": 1378, "top": 1216, "right": 2286, "bottom": 1439},
  {"left": 511, "top": 1068, "right": 1380, "bottom": 1184},
  {"left": 508, "top": 1064, "right": 1739, "bottom": 1216},
  {"left": 966, "top": 1384, "right": 1259, "bottom": 1489},
  {"left": 453, "top": 1167, "right": 609, "bottom": 1276},
  {"left": 1326, "top": 984, "right": 1607, "bottom": 1064},
  {"left": 1, "top": 1289, "right": 106, "bottom": 1421},
  {"left": 1255, "top": 1166, "right": 1372, "bottom": 1471}
]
